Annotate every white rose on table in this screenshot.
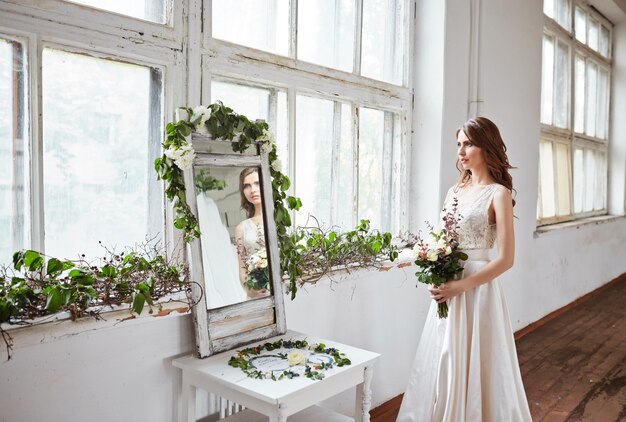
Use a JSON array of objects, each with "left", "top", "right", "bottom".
[{"left": 287, "top": 351, "right": 306, "bottom": 366}]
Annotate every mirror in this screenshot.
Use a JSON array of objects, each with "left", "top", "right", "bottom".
[
  {"left": 182, "top": 137, "right": 286, "bottom": 358},
  {"left": 194, "top": 164, "right": 271, "bottom": 309}
]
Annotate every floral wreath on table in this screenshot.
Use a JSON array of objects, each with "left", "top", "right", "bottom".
[
  {"left": 228, "top": 338, "right": 352, "bottom": 381},
  {"left": 154, "top": 102, "right": 303, "bottom": 297}
]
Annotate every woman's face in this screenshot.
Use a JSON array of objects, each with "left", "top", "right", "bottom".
[
  {"left": 242, "top": 171, "right": 261, "bottom": 205},
  {"left": 457, "top": 130, "right": 485, "bottom": 172}
]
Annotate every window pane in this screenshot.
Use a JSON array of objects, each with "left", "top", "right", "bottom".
[
  {"left": 596, "top": 68, "right": 608, "bottom": 140},
  {"left": 211, "top": 80, "right": 271, "bottom": 122},
  {"left": 65, "top": 0, "right": 167, "bottom": 23},
  {"left": 212, "top": 0, "right": 289, "bottom": 56},
  {"left": 210, "top": 80, "right": 289, "bottom": 170},
  {"left": 295, "top": 95, "right": 334, "bottom": 227},
  {"left": 572, "top": 147, "right": 583, "bottom": 213},
  {"left": 544, "top": 0, "right": 555, "bottom": 19},
  {"left": 575, "top": 7, "right": 586, "bottom": 43},
  {"left": 585, "top": 61, "right": 597, "bottom": 137},
  {"left": 585, "top": 148, "right": 593, "bottom": 212},
  {"left": 541, "top": 35, "right": 554, "bottom": 125},
  {"left": 583, "top": 148, "right": 596, "bottom": 212},
  {"left": 42, "top": 49, "right": 163, "bottom": 259},
  {"left": 555, "top": 143, "right": 571, "bottom": 216},
  {"left": 297, "top": 0, "right": 355, "bottom": 72},
  {"left": 335, "top": 103, "right": 354, "bottom": 228},
  {"left": 539, "top": 141, "right": 556, "bottom": 218},
  {"left": 276, "top": 91, "right": 289, "bottom": 177},
  {"left": 556, "top": 0, "right": 570, "bottom": 30},
  {"left": 0, "top": 38, "right": 28, "bottom": 265},
  {"left": 554, "top": 41, "right": 569, "bottom": 128},
  {"left": 574, "top": 56, "right": 585, "bottom": 133},
  {"left": 588, "top": 18, "right": 599, "bottom": 51},
  {"left": 599, "top": 26, "right": 610, "bottom": 57},
  {"left": 358, "top": 107, "right": 387, "bottom": 229},
  {"left": 594, "top": 150, "right": 606, "bottom": 210},
  {"left": 361, "top": 0, "right": 406, "bottom": 84}
]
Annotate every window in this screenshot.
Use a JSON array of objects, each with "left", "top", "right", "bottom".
[
  {"left": 0, "top": 36, "right": 28, "bottom": 265},
  {"left": 0, "top": 26, "right": 166, "bottom": 267},
  {"left": 63, "top": 0, "right": 169, "bottom": 23},
  {"left": 538, "top": 1, "right": 611, "bottom": 224},
  {"left": 42, "top": 49, "right": 163, "bottom": 259},
  {"left": 207, "top": 1, "right": 411, "bottom": 234},
  {"left": 211, "top": 0, "right": 408, "bottom": 85}
]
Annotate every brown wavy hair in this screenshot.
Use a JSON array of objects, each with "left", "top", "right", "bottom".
[
  {"left": 239, "top": 167, "right": 260, "bottom": 218},
  {"left": 456, "top": 117, "right": 516, "bottom": 206}
]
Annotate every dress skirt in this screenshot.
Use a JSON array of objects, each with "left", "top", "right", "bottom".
[{"left": 396, "top": 250, "right": 532, "bottom": 422}]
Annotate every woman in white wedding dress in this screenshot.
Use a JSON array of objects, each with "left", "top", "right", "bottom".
[
  {"left": 397, "top": 117, "right": 532, "bottom": 422},
  {"left": 235, "top": 167, "right": 270, "bottom": 299}
]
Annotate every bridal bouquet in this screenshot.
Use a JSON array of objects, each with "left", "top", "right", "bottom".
[
  {"left": 413, "top": 198, "right": 468, "bottom": 318},
  {"left": 245, "top": 248, "right": 270, "bottom": 291}
]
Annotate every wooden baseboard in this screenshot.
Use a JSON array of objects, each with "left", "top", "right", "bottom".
[
  {"left": 370, "top": 394, "right": 403, "bottom": 418},
  {"left": 513, "top": 272, "right": 626, "bottom": 341}
]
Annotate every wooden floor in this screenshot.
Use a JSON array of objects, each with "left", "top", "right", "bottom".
[{"left": 371, "top": 277, "right": 626, "bottom": 422}]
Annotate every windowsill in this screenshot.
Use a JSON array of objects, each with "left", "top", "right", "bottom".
[
  {"left": 534, "top": 214, "right": 626, "bottom": 238},
  {"left": 1, "top": 301, "right": 191, "bottom": 351},
  {"left": 2, "top": 250, "right": 418, "bottom": 350},
  {"left": 287, "top": 246, "right": 417, "bottom": 288}
]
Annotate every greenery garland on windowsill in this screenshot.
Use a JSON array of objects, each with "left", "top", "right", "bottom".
[
  {"left": 0, "top": 244, "right": 192, "bottom": 360},
  {"left": 154, "top": 102, "right": 399, "bottom": 299}
]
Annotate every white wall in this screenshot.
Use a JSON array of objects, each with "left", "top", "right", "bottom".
[{"left": 2, "top": 0, "right": 626, "bottom": 421}]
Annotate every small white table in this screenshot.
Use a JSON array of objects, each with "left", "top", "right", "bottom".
[{"left": 173, "top": 330, "right": 380, "bottom": 422}]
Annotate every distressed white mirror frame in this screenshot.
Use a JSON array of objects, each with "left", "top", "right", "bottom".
[{"left": 179, "top": 119, "right": 286, "bottom": 358}]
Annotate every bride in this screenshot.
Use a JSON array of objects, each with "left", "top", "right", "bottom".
[
  {"left": 235, "top": 167, "right": 270, "bottom": 299},
  {"left": 397, "top": 117, "right": 532, "bottom": 421}
]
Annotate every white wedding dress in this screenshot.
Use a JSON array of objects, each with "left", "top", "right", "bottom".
[{"left": 397, "top": 184, "right": 532, "bottom": 422}]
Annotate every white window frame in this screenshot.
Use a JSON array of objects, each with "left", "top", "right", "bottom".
[
  {"left": 200, "top": 0, "right": 415, "bottom": 234},
  {"left": 538, "top": 0, "right": 612, "bottom": 226},
  {"left": 0, "top": 0, "right": 186, "bottom": 256}
]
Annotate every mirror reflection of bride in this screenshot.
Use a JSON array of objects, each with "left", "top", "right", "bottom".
[{"left": 235, "top": 167, "right": 271, "bottom": 299}]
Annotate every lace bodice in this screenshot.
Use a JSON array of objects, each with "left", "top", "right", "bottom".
[
  {"left": 443, "top": 183, "right": 502, "bottom": 250},
  {"left": 235, "top": 218, "right": 265, "bottom": 260}
]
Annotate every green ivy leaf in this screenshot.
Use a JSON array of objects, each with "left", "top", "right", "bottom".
[
  {"left": 12, "top": 251, "right": 24, "bottom": 271},
  {"left": 23, "top": 250, "right": 43, "bottom": 271},
  {"left": 131, "top": 292, "right": 146, "bottom": 315},
  {"left": 45, "top": 287, "right": 65, "bottom": 313},
  {"left": 100, "top": 264, "right": 117, "bottom": 278},
  {"left": 46, "top": 258, "right": 64, "bottom": 276}
]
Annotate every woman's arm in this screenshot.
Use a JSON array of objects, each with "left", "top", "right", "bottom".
[{"left": 430, "top": 186, "right": 515, "bottom": 303}]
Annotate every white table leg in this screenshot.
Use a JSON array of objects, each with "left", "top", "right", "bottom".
[
  {"left": 355, "top": 365, "right": 373, "bottom": 422},
  {"left": 269, "top": 404, "right": 287, "bottom": 422},
  {"left": 181, "top": 373, "right": 197, "bottom": 422}
]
